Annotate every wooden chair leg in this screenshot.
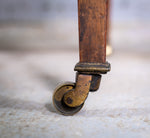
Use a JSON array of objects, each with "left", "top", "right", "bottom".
[{"left": 53, "top": 0, "right": 111, "bottom": 116}]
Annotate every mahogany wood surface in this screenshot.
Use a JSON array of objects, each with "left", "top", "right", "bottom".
[{"left": 78, "top": 0, "right": 108, "bottom": 63}]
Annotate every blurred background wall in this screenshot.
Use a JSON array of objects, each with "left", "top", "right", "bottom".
[{"left": 0, "top": 0, "right": 150, "bottom": 52}]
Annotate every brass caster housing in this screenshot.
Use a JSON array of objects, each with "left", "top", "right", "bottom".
[{"left": 53, "top": 62, "right": 111, "bottom": 116}]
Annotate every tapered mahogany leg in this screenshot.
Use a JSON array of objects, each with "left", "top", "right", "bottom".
[{"left": 78, "top": 0, "right": 107, "bottom": 63}]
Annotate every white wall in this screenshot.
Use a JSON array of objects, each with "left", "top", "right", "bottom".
[
  {"left": 0, "top": 0, "right": 150, "bottom": 22},
  {"left": 0, "top": 0, "right": 77, "bottom": 21},
  {"left": 0, "top": 0, "right": 150, "bottom": 51},
  {"left": 112, "top": 0, "right": 150, "bottom": 22}
]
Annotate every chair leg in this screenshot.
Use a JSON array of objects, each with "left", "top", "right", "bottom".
[{"left": 53, "top": 0, "right": 111, "bottom": 116}]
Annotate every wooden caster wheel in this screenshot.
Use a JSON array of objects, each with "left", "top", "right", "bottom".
[{"left": 53, "top": 82, "right": 84, "bottom": 116}]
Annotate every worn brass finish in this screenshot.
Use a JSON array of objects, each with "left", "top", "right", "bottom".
[
  {"left": 54, "top": 83, "right": 74, "bottom": 102},
  {"left": 53, "top": 82, "right": 84, "bottom": 116},
  {"left": 63, "top": 74, "right": 92, "bottom": 107},
  {"left": 74, "top": 62, "right": 111, "bottom": 74}
]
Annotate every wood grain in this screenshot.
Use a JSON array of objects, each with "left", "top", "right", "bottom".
[{"left": 78, "top": 0, "right": 108, "bottom": 63}]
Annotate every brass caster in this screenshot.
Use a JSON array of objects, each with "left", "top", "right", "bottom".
[
  {"left": 53, "top": 74, "right": 92, "bottom": 116},
  {"left": 53, "top": 82, "right": 84, "bottom": 116}
]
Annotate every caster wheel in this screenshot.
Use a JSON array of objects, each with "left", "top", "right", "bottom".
[{"left": 53, "top": 82, "right": 84, "bottom": 116}]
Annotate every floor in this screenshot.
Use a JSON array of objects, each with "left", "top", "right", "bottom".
[{"left": 0, "top": 49, "right": 150, "bottom": 138}]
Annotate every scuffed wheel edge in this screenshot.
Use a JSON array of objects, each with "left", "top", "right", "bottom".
[{"left": 53, "top": 82, "right": 84, "bottom": 116}]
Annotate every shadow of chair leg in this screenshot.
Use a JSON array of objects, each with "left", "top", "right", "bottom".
[{"left": 45, "top": 103, "right": 57, "bottom": 114}]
